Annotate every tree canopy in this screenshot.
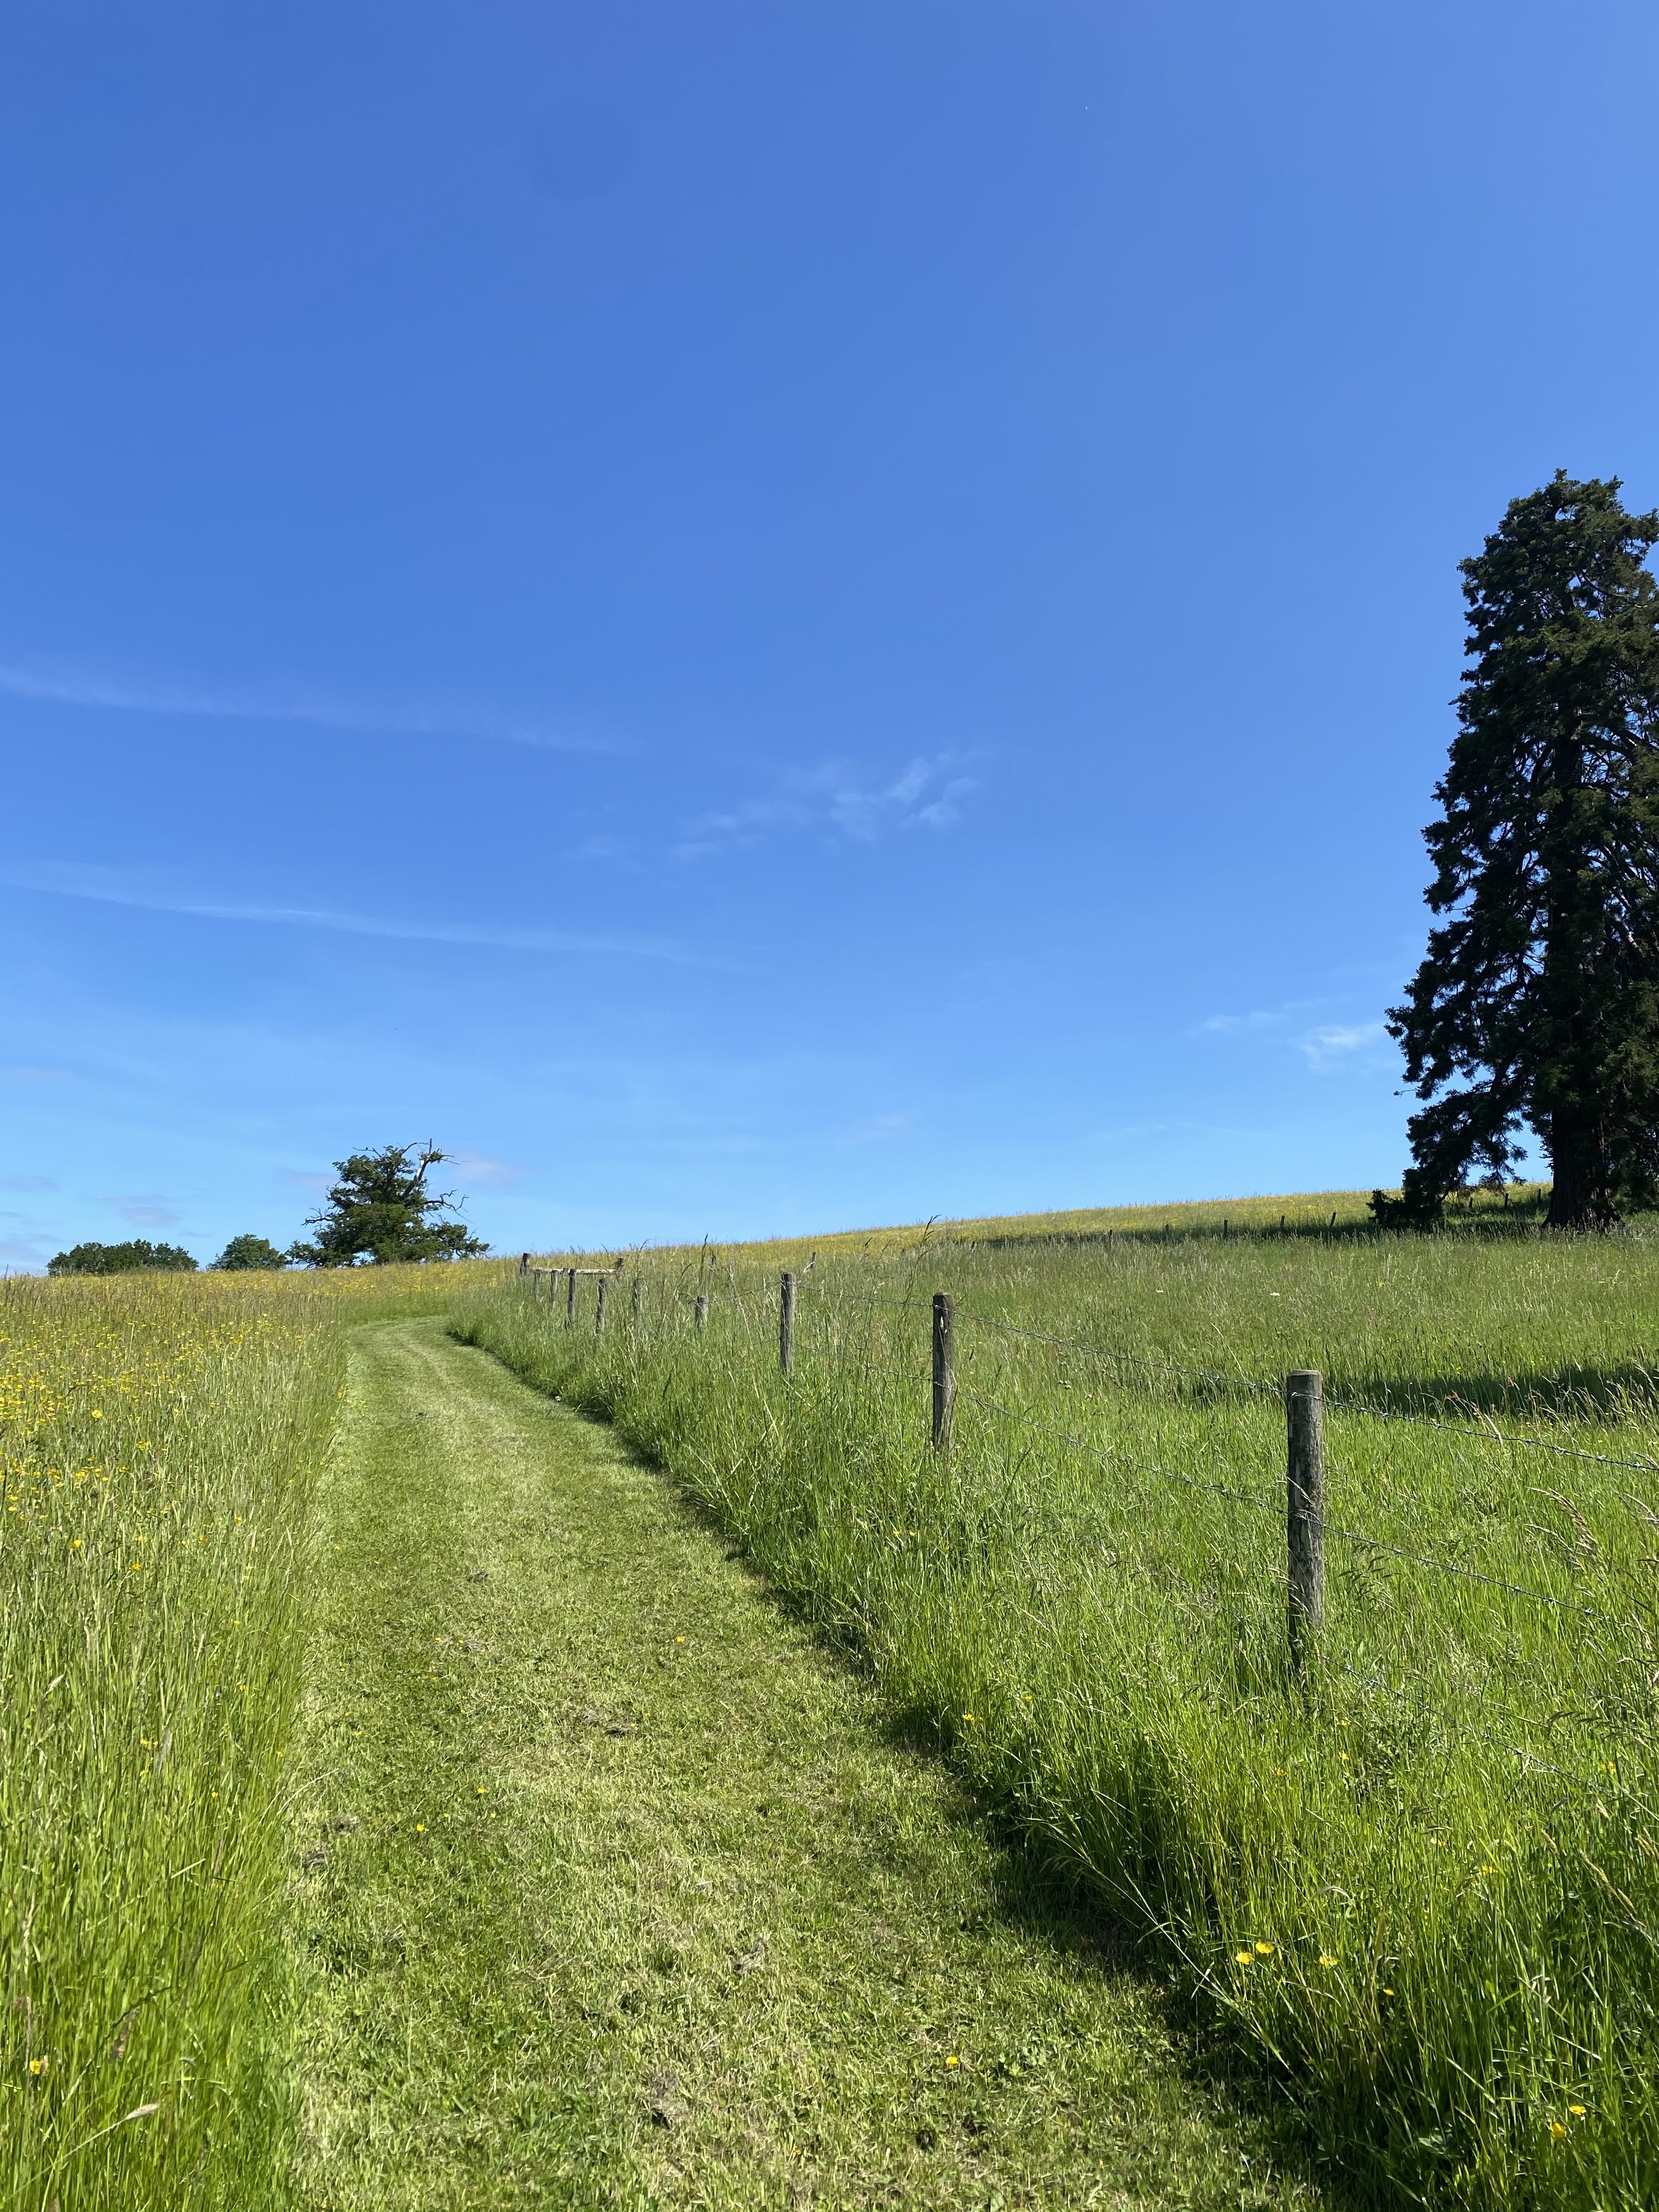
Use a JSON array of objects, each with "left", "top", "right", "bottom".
[
  {"left": 210, "top": 1233, "right": 287, "bottom": 1271},
  {"left": 1384, "top": 471, "right": 1659, "bottom": 1229},
  {"left": 48, "top": 1239, "right": 198, "bottom": 1276},
  {"left": 286, "top": 1144, "right": 489, "bottom": 1266}
]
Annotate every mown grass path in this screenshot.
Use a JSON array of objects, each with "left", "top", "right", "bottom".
[{"left": 291, "top": 1318, "right": 1318, "bottom": 2210}]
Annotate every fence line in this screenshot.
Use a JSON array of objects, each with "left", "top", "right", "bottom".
[
  {"left": 956, "top": 1380, "right": 1286, "bottom": 1519},
  {"left": 1332, "top": 1661, "right": 1641, "bottom": 1805},
  {"left": 511, "top": 1263, "right": 1652, "bottom": 1785},
  {"left": 957, "top": 1379, "right": 1620, "bottom": 1625},
  {"left": 952, "top": 1387, "right": 1610, "bottom": 1769},
  {"left": 947, "top": 1297, "right": 1659, "bottom": 1482}
]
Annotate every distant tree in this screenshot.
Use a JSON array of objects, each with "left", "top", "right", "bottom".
[
  {"left": 211, "top": 1233, "right": 287, "bottom": 1271},
  {"left": 48, "top": 1239, "right": 198, "bottom": 1276},
  {"left": 1383, "top": 471, "right": 1659, "bottom": 1230},
  {"left": 286, "top": 1144, "right": 489, "bottom": 1266}
]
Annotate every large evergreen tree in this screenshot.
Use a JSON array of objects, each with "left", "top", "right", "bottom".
[
  {"left": 1386, "top": 471, "right": 1659, "bottom": 1229},
  {"left": 286, "top": 1144, "right": 489, "bottom": 1266}
]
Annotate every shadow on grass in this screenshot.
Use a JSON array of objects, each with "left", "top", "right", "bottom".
[
  {"left": 1075, "top": 1355, "right": 1659, "bottom": 1431},
  {"left": 870, "top": 1699, "right": 1359, "bottom": 2208},
  {"left": 1328, "top": 1362, "right": 1659, "bottom": 1428},
  {"left": 631, "top": 1452, "right": 1351, "bottom": 2207},
  {"left": 467, "top": 1335, "right": 1390, "bottom": 2209}
]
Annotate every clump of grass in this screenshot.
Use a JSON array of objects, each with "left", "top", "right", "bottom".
[
  {"left": 456, "top": 1226, "right": 1659, "bottom": 2209},
  {"left": 0, "top": 1259, "right": 506, "bottom": 2210}
]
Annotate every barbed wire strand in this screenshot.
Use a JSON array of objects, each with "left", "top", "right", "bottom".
[
  {"left": 1335, "top": 1660, "right": 1652, "bottom": 1812},
  {"left": 948, "top": 1300, "right": 1659, "bottom": 1482},
  {"left": 956, "top": 1383, "right": 1624, "bottom": 1627}
]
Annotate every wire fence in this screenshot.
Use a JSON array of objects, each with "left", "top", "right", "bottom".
[{"left": 516, "top": 1257, "right": 1659, "bottom": 1805}]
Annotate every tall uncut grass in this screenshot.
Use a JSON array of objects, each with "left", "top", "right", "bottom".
[
  {"left": 0, "top": 1261, "right": 500, "bottom": 2212},
  {"left": 455, "top": 1203, "right": 1659, "bottom": 2211}
]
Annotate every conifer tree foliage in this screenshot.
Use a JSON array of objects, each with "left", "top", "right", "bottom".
[
  {"left": 1385, "top": 472, "right": 1659, "bottom": 1229},
  {"left": 286, "top": 1144, "right": 489, "bottom": 1266}
]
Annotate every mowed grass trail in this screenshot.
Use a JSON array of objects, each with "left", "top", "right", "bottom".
[{"left": 292, "top": 1318, "right": 1317, "bottom": 2210}]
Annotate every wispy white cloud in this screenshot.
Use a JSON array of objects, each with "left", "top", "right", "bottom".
[
  {"left": 447, "top": 1151, "right": 526, "bottom": 1187},
  {"left": 1, "top": 861, "right": 706, "bottom": 966},
  {"left": 0, "top": 1236, "right": 55, "bottom": 1272},
  {"left": 1197, "top": 998, "right": 1396, "bottom": 1076},
  {"left": 107, "top": 1194, "right": 183, "bottom": 1228},
  {"left": 1297, "top": 1021, "right": 1391, "bottom": 1073},
  {"left": 0, "top": 1175, "right": 55, "bottom": 1192},
  {"left": 1196, "top": 1001, "right": 1317, "bottom": 1037},
  {"left": 677, "top": 753, "right": 980, "bottom": 859},
  {"left": 0, "top": 660, "right": 628, "bottom": 755},
  {"left": 839, "top": 1113, "right": 915, "bottom": 1146}
]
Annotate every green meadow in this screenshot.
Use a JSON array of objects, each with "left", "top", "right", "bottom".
[
  {"left": 0, "top": 1263, "right": 488, "bottom": 2211},
  {"left": 457, "top": 1191, "right": 1659, "bottom": 2210},
  {"left": 6, "top": 1190, "right": 1658, "bottom": 2207}
]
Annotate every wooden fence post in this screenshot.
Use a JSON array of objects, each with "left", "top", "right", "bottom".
[
  {"left": 565, "top": 1268, "right": 577, "bottom": 1330},
  {"left": 1286, "top": 1369, "right": 1325, "bottom": 1667},
  {"left": 932, "top": 1292, "right": 955, "bottom": 1450},
  {"left": 520, "top": 1252, "right": 529, "bottom": 1277},
  {"left": 595, "top": 1277, "right": 607, "bottom": 1335},
  {"left": 780, "top": 1271, "right": 795, "bottom": 1376},
  {"left": 695, "top": 1293, "right": 708, "bottom": 1335}
]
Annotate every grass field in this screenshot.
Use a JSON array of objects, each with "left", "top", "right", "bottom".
[
  {"left": 10, "top": 1189, "right": 1658, "bottom": 2208},
  {"left": 0, "top": 1262, "right": 500, "bottom": 2212},
  {"left": 292, "top": 1316, "right": 1313, "bottom": 2208},
  {"left": 454, "top": 1195, "right": 1659, "bottom": 2211}
]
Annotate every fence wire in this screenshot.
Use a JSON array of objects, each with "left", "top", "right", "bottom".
[{"left": 949, "top": 1299, "right": 1659, "bottom": 1482}]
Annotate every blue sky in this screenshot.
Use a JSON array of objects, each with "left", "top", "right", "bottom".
[{"left": 5, "top": 0, "right": 1659, "bottom": 1266}]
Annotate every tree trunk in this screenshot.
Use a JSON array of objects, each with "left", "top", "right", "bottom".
[{"left": 1545, "top": 1118, "right": 1615, "bottom": 1228}]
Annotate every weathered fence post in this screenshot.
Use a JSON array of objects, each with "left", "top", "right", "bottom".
[
  {"left": 695, "top": 1293, "right": 709, "bottom": 1335},
  {"left": 932, "top": 1292, "right": 955, "bottom": 1450},
  {"left": 631, "top": 1277, "right": 642, "bottom": 1323},
  {"left": 565, "top": 1268, "right": 577, "bottom": 1330},
  {"left": 595, "top": 1277, "right": 607, "bottom": 1335},
  {"left": 520, "top": 1252, "right": 529, "bottom": 1277},
  {"left": 780, "top": 1271, "right": 795, "bottom": 1376},
  {"left": 1286, "top": 1369, "right": 1325, "bottom": 1667}
]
